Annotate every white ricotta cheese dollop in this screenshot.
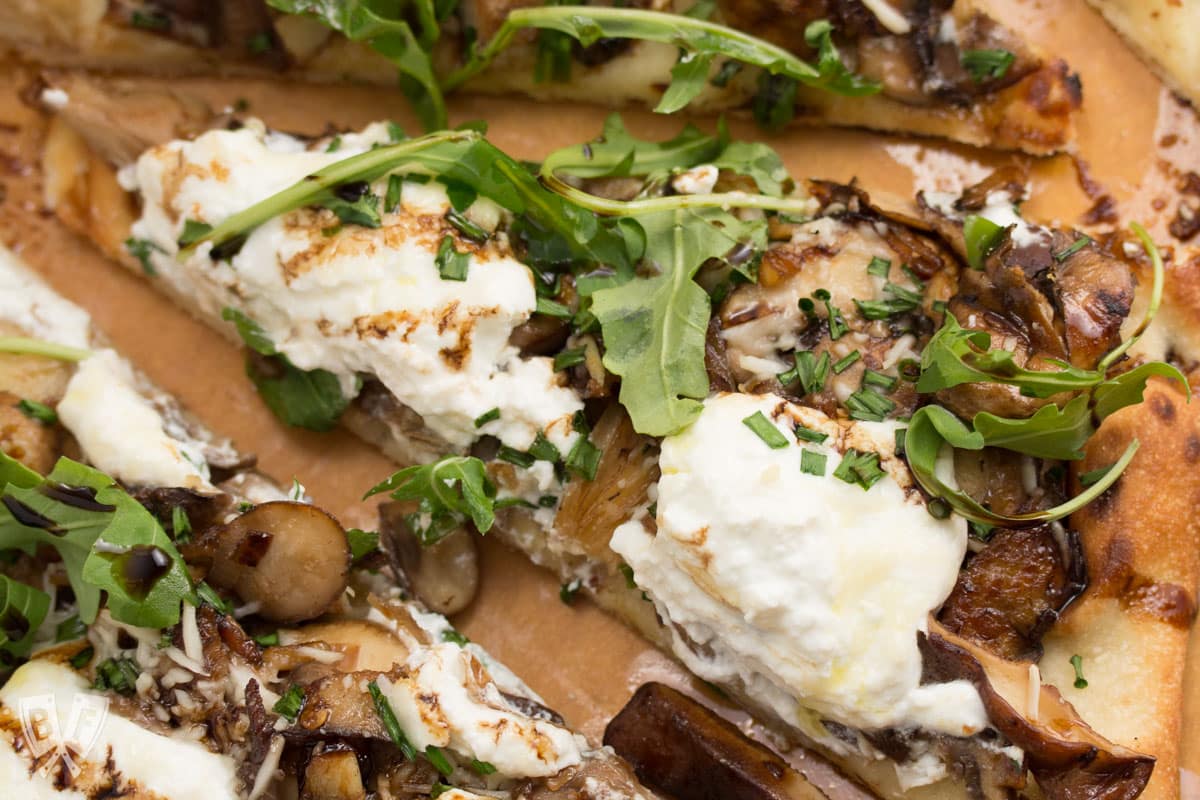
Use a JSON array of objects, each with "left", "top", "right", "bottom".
[
  {"left": 610, "top": 393, "right": 988, "bottom": 750},
  {"left": 0, "top": 246, "right": 91, "bottom": 348},
  {"left": 57, "top": 349, "right": 212, "bottom": 490},
  {"left": 0, "top": 660, "right": 240, "bottom": 800},
  {"left": 124, "top": 120, "right": 582, "bottom": 453},
  {"left": 380, "top": 642, "right": 582, "bottom": 778}
]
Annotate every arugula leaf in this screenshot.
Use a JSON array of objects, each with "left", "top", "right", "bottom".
[
  {"left": 445, "top": 6, "right": 880, "bottom": 110},
  {"left": 364, "top": 455, "right": 496, "bottom": 544},
  {"left": 592, "top": 207, "right": 765, "bottom": 436},
  {"left": 657, "top": 51, "right": 716, "bottom": 114},
  {"left": 0, "top": 454, "right": 192, "bottom": 627},
  {"left": 1092, "top": 362, "right": 1189, "bottom": 421},
  {"left": 266, "top": 0, "right": 446, "bottom": 132},
  {"left": 803, "top": 19, "right": 877, "bottom": 95},
  {"left": 961, "top": 49, "right": 1015, "bottom": 83},
  {"left": 904, "top": 405, "right": 1139, "bottom": 527},
  {"left": 752, "top": 72, "right": 798, "bottom": 132},
  {"left": 917, "top": 313, "right": 1101, "bottom": 398},
  {"left": 971, "top": 395, "right": 1093, "bottom": 460},
  {"left": 346, "top": 528, "right": 380, "bottom": 562},
  {"left": 0, "top": 576, "right": 50, "bottom": 662},
  {"left": 319, "top": 181, "right": 382, "bottom": 228},
  {"left": 221, "top": 307, "right": 277, "bottom": 356}
]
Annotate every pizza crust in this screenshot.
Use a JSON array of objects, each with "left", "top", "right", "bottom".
[{"left": 1085, "top": 0, "right": 1200, "bottom": 108}]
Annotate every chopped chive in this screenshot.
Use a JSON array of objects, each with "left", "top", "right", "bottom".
[
  {"left": 553, "top": 347, "right": 587, "bottom": 371},
  {"left": 93, "top": 657, "right": 139, "bottom": 695},
  {"left": 571, "top": 409, "right": 590, "bottom": 435},
  {"left": 832, "top": 350, "right": 861, "bottom": 374},
  {"left": 794, "top": 424, "right": 828, "bottom": 444},
  {"left": 17, "top": 398, "right": 57, "bottom": 425},
  {"left": 867, "top": 256, "right": 891, "bottom": 277},
  {"left": 538, "top": 494, "right": 558, "bottom": 508},
  {"left": 742, "top": 411, "right": 789, "bottom": 449},
  {"left": 385, "top": 174, "right": 403, "bottom": 212},
  {"left": 171, "top": 505, "right": 192, "bottom": 544},
  {"left": 441, "top": 628, "right": 469, "bottom": 646},
  {"left": 565, "top": 435, "right": 602, "bottom": 481},
  {"left": 69, "top": 646, "right": 94, "bottom": 669},
  {"left": 498, "top": 446, "right": 535, "bottom": 468},
  {"left": 800, "top": 449, "right": 827, "bottom": 476},
  {"left": 528, "top": 432, "right": 561, "bottom": 462},
  {"left": 425, "top": 745, "right": 454, "bottom": 777},
  {"left": 473, "top": 407, "right": 500, "bottom": 428},
  {"left": 435, "top": 236, "right": 470, "bottom": 281},
  {"left": 273, "top": 684, "right": 305, "bottom": 722},
  {"left": 825, "top": 301, "right": 849, "bottom": 340},
  {"left": 863, "top": 370, "right": 898, "bottom": 391},
  {"left": 795, "top": 351, "right": 830, "bottom": 395},
  {"left": 1053, "top": 235, "right": 1093, "bottom": 262},
  {"left": 447, "top": 208, "right": 489, "bottom": 242},
  {"left": 368, "top": 681, "right": 417, "bottom": 760},
  {"left": 845, "top": 389, "right": 895, "bottom": 422},
  {"left": 560, "top": 578, "right": 582, "bottom": 605},
  {"left": 253, "top": 631, "right": 279, "bottom": 647},
  {"left": 535, "top": 297, "right": 573, "bottom": 318},
  {"left": 962, "top": 48, "right": 1015, "bottom": 82},
  {"left": 833, "top": 449, "right": 886, "bottom": 490},
  {"left": 325, "top": 135, "right": 342, "bottom": 153},
  {"left": 1069, "top": 654, "right": 1088, "bottom": 689},
  {"left": 797, "top": 297, "right": 816, "bottom": 318},
  {"left": 471, "top": 759, "right": 497, "bottom": 775},
  {"left": 55, "top": 615, "right": 86, "bottom": 642},
  {"left": 386, "top": 121, "right": 407, "bottom": 142}
]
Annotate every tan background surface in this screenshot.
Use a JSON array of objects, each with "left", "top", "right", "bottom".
[{"left": 0, "top": 0, "right": 1197, "bottom": 793}]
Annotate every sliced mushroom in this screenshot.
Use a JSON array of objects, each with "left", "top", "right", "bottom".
[
  {"left": 286, "top": 619, "right": 412, "bottom": 673},
  {"left": 604, "top": 682, "right": 825, "bottom": 800},
  {"left": 920, "top": 623, "right": 1154, "bottom": 799},
  {"left": 301, "top": 745, "right": 367, "bottom": 800},
  {"left": 379, "top": 502, "right": 479, "bottom": 616},
  {"left": 202, "top": 501, "right": 350, "bottom": 624}
]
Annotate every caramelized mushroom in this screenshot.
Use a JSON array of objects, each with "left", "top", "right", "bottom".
[
  {"left": 379, "top": 502, "right": 479, "bottom": 616},
  {"left": 301, "top": 746, "right": 367, "bottom": 800},
  {"left": 0, "top": 390, "right": 59, "bottom": 475},
  {"left": 286, "top": 619, "right": 412, "bottom": 673},
  {"left": 203, "top": 502, "right": 350, "bottom": 624}
]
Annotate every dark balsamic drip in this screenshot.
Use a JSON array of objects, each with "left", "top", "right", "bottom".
[
  {"left": 109, "top": 545, "right": 173, "bottom": 600},
  {"left": 2, "top": 495, "right": 64, "bottom": 535},
  {"left": 40, "top": 483, "right": 116, "bottom": 513}
]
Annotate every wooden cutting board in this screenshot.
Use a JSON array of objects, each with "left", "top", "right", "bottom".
[{"left": 0, "top": 0, "right": 1196, "bottom": 793}]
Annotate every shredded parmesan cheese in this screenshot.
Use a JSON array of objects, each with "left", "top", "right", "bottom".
[
  {"left": 861, "top": 0, "right": 912, "bottom": 34},
  {"left": 1027, "top": 663, "right": 1041, "bottom": 720}
]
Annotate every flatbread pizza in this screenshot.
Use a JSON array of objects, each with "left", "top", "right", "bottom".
[
  {"left": 0, "top": 0, "right": 1081, "bottom": 154},
  {"left": 1084, "top": 1, "right": 1200, "bottom": 109},
  {"left": 0, "top": 245, "right": 658, "bottom": 799},
  {"left": 28, "top": 78, "right": 1200, "bottom": 800}
]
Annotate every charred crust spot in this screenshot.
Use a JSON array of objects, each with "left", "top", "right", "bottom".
[
  {"left": 1149, "top": 393, "right": 1176, "bottom": 422},
  {"left": 1122, "top": 579, "right": 1197, "bottom": 628}
]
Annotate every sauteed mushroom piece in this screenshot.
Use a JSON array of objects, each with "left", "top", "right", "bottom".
[
  {"left": 202, "top": 501, "right": 350, "bottom": 624},
  {"left": 379, "top": 502, "right": 479, "bottom": 616}
]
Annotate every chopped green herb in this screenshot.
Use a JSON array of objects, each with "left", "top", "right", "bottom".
[
  {"left": 845, "top": 389, "right": 895, "bottom": 422},
  {"left": 254, "top": 631, "right": 280, "bottom": 647},
  {"left": 800, "top": 449, "right": 827, "bottom": 476},
  {"left": 894, "top": 427, "right": 907, "bottom": 456},
  {"left": 69, "top": 645, "right": 94, "bottom": 669},
  {"left": 347, "top": 528, "right": 380, "bottom": 562},
  {"left": 863, "top": 370, "right": 897, "bottom": 391},
  {"left": 366, "top": 456, "right": 497, "bottom": 545},
  {"left": 962, "top": 48, "right": 1015, "bottom": 83},
  {"left": 824, "top": 299, "right": 849, "bottom": 339},
  {"left": 794, "top": 424, "right": 828, "bottom": 444},
  {"left": 742, "top": 411, "right": 789, "bottom": 449},
  {"left": 968, "top": 521, "right": 994, "bottom": 542},
  {"left": 553, "top": 347, "right": 587, "bottom": 371},
  {"left": 177, "top": 220, "right": 213, "bottom": 248},
  {"left": 832, "top": 350, "right": 861, "bottom": 374},
  {"left": 431, "top": 785, "right": 452, "bottom": 799},
  {"left": 319, "top": 182, "right": 381, "bottom": 228},
  {"left": 1053, "top": 235, "right": 1093, "bottom": 262},
  {"left": 441, "top": 628, "right": 469, "bottom": 646},
  {"left": 711, "top": 59, "right": 742, "bottom": 88},
  {"left": 17, "top": 399, "right": 56, "bottom": 425},
  {"left": 565, "top": 435, "right": 602, "bottom": 481},
  {"left": 833, "top": 449, "right": 886, "bottom": 490},
  {"left": 170, "top": 505, "right": 192, "bottom": 544},
  {"left": 194, "top": 582, "right": 233, "bottom": 614},
  {"left": 425, "top": 745, "right": 454, "bottom": 777},
  {"left": 368, "top": 680, "right": 417, "bottom": 760},
  {"left": 963, "top": 215, "right": 1006, "bottom": 270},
  {"left": 1069, "top": 654, "right": 1088, "bottom": 689},
  {"left": 866, "top": 256, "right": 891, "bottom": 277},
  {"left": 385, "top": 174, "right": 403, "bottom": 212},
  {"left": 93, "top": 657, "right": 139, "bottom": 695},
  {"left": 55, "top": 615, "right": 86, "bottom": 642},
  {"left": 326, "top": 135, "right": 343, "bottom": 153},
  {"left": 124, "top": 237, "right": 163, "bottom": 275},
  {"left": 498, "top": 446, "right": 536, "bottom": 468},
  {"left": 560, "top": 578, "right": 582, "bottom": 605},
  {"left": 528, "top": 432, "right": 561, "bottom": 463},
  {"left": 471, "top": 759, "right": 497, "bottom": 775},
  {"left": 447, "top": 208, "right": 489, "bottom": 242},
  {"left": 535, "top": 297, "right": 573, "bottom": 318},
  {"left": 436, "top": 236, "right": 471, "bottom": 281},
  {"left": 538, "top": 495, "right": 558, "bottom": 508},
  {"left": 784, "top": 350, "right": 830, "bottom": 396},
  {"left": 273, "top": 684, "right": 305, "bottom": 722},
  {"left": 473, "top": 408, "right": 500, "bottom": 428}
]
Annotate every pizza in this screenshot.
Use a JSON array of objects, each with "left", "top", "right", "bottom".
[
  {"left": 0, "top": 0, "right": 1081, "bottom": 154},
  {"left": 0, "top": 246, "right": 658, "bottom": 799},
  {"left": 27, "top": 72, "right": 1200, "bottom": 800},
  {"left": 1084, "top": 0, "right": 1200, "bottom": 109}
]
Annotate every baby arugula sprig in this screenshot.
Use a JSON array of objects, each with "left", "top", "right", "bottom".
[
  {"left": 904, "top": 223, "right": 1189, "bottom": 526},
  {"left": 268, "top": 0, "right": 878, "bottom": 132}
]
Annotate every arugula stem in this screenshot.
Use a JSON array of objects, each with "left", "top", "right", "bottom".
[
  {"left": 179, "top": 130, "right": 481, "bottom": 258},
  {"left": 442, "top": 7, "right": 854, "bottom": 92},
  {"left": 0, "top": 337, "right": 92, "bottom": 362},
  {"left": 1097, "top": 222, "right": 1163, "bottom": 372},
  {"left": 541, "top": 171, "right": 817, "bottom": 216}
]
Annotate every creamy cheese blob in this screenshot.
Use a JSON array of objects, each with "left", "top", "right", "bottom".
[
  {"left": 0, "top": 246, "right": 91, "bottom": 348},
  {"left": 379, "top": 642, "right": 582, "bottom": 777},
  {"left": 58, "top": 349, "right": 212, "bottom": 490},
  {"left": 124, "top": 120, "right": 582, "bottom": 452},
  {"left": 0, "top": 660, "right": 239, "bottom": 800},
  {"left": 611, "top": 393, "right": 987, "bottom": 750}
]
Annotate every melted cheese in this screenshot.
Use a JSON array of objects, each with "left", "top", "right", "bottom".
[
  {"left": 0, "top": 660, "right": 239, "bottom": 800},
  {"left": 57, "top": 349, "right": 212, "bottom": 490},
  {"left": 610, "top": 394, "right": 987, "bottom": 758},
  {"left": 125, "top": 120, "right": 582, "bottom": 453},
  {"left": 379, "top": 643, "right": 582, "bottom": 777}
]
